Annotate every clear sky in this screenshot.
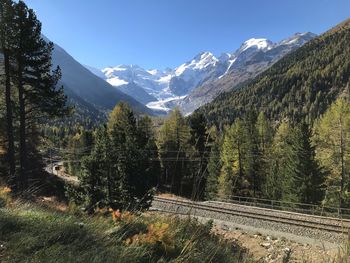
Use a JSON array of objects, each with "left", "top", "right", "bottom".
[{"left": 24, "top": 0, "right": 350, "bottom": 70}]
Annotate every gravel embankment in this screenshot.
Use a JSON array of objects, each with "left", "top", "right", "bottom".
[
  {"left": 205, "top": 200, "right": 350, "bottom": 228},
  {"left": 152, "top": 198, "right": 347, "bottom": 244}
]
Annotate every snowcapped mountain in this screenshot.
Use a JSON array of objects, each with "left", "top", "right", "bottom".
[
  {"left": 169, "top": 51, "right": 230, "bottom": 96},
  {"left": 92, "top": 32, "right": 316, "bottom": 114},
  {"left": 178, "top": 32, "right": 317, "bottom": 114},
  {"left": 239, "top": 38, "right": 274, "bottom": 52}
]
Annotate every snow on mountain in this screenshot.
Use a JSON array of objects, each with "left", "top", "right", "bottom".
[
  {"left": 178, "top": 32, "right": 317, "bottom": 114},
  {"left": 98, "top": 32, "right": 316, "bottom": 114},
  {"left": 239, "top": 38, "right": 273, "bottom": 52},
  {"left": 279, "top": 32, "right": 317, "bottom": 46},
  {"left": 146, "top": 95, "right": 187, "bottom": 112},
  {"left": 106, "top": 77, "right": 129, "bottom": 87},
  {"left": 175, "top": 52, "right": 218, "bottom": 76}
]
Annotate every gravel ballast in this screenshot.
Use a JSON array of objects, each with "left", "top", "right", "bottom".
[{"left": 152, "top": 198, "right": 347, "bottom": 244}]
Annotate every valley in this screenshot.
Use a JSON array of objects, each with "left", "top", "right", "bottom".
[
  {"left": 84, "top": 33, "right": 316, "bottom": 115},
  {"left": 1, "top": 1, "right": 350, "bottom": 262}
]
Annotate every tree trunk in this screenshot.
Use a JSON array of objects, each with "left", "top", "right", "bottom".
[
  {"left": 4, "top": 50, "right": 16, "bottom": 186},
  {"left": 18, "top": 66, "right": 27, "bottom": 191},
  {"left": 340, "top": 120, "right": 345, "bottom": 208}
]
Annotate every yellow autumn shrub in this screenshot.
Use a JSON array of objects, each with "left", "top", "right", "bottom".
[
  {"left": 109, "top": 208, "right": 136, "bottom": 223},
  {"left": 125, "top": 222, "right": 174, "bottom": 253},
  {"left": 0, "top": 185, "right": 12, "bottom": 207}
]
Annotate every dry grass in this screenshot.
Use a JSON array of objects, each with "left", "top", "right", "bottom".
[{"left": 0, "top": 189, "right": 252, "bottom": 263}]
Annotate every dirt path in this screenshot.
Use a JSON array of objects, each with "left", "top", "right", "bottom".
[
  {"left": 212, "top": 223, "right": 340, "bottom": 262},
  {"left": 152, "top": 211, "right": 343, "bottom": 262}
]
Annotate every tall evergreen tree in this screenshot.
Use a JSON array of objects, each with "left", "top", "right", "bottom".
[
  {"left": 291, "top": 122, "right": 324, "bottom": 204},
  {"left": 205, "top": 127, "right": 222, "bottom": 200},
  {"left": 243, "top": 111, "right": 262, "bottom": 197},
  {"left": 80, "top": 126, "right": 110, "bottom": 213},
  {"left": 157, "top": 108, "right": 191, "bottom": 195},
  {"left": 107, "top": 102, "right": 141, "bottom": 209},
  {"left": 136, "top": 115, "right": 160, "bottom": 189},
  {"left": 256, "top": 112, "right": 273, "bottom": 198},
  {"left": 0, "top": 0, "right": 15, "bottom": 183},
  {"left": 218, "top": 120, "right": 246, "bottom": 198},
  {"left": 11, "top": 1, "right": 67, "bottom": 189},
  {"left": 266, "top": 122, "right": 324, "bottom": 204},
  {"left": 80, "top": 103, "right": 158, "bottom": 212},
  {"left": 314, "top": 98, "right": 350, "bottom": 207},
  {"left": 189, "top": 111, "right": 210, "bottom": 200},
  {"left": 264, "top": 122, "right": 290, "bottom": 200}
]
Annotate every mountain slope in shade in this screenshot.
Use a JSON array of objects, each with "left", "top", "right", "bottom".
[
  {"left": 47, "top": 37, "right": 154, "bottom": 116},
  {"left": 197, "top": 19, "right": 350, "bottom": 125},
  {"left": 60, "top": 83, "right": 107, "bottom": 125},
  {"left": 84, "top": 64, "right": 106, "bottom": 79},
  {"left": 115, "top": 82, "right": 158, "bottom": 105}
]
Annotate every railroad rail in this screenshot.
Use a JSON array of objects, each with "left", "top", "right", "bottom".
[{"left": 153, "top": 196, "right": 350, "bottom": 235}]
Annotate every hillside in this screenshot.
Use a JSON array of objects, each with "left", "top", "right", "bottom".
[
  {"left": 48, "top": 38, "right": 154, "bottom": 116},
  {"left": 0, "top": 189, "right": 248, "bottom": 263},
  {"left": 198, "top": 19, "right": 350, "bottom": 126}
]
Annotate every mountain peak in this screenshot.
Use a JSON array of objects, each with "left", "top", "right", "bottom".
[
  {"left": 194, "top": 51, "right": 216, "bottom": 60},
  {"left": 175, "top": 52, "right": 218, "bottom": 76},
  {"left": 240, "top": 38, "right": 273, "bottom": 52},
  {"left": 279, "top": 32, "right": 317, "bottom": 46}
]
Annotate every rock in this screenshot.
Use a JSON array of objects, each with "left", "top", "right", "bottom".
[
  {"left": 74, "top": 222, "right": 85, "bottom": 228},
  {"left": 283, "top": 247, "right": 291, "bottom": 253},
  {"left": 104, "top": 226, "right": 120, "bottom": 236},
  {"left": 261, "top": 242, "right": 271, "bottom": 248},
  {"left": 221, "top": 224, "right": 230, "bottom": 231}
]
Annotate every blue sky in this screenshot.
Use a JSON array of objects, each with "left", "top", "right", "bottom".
[{"left": 24, "top": 0, "right": 350, "bottom": 70}]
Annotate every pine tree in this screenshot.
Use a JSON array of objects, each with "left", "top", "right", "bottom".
[
  {"left": 256, "top": 112, "right": 273, "bottom": 198},
  {"left": 189, "top": 111, "right": 210, "bottom": 200},
  {"left": 205, "top": 127, "right": 222, "bottom": 200},
  {"left": 291, "top": 123, "right": 324, "bottom": 204},
  {"left": 264, "top": 122, "right": 290, "bottom": 200},
  {"left": 136, "top": 115, "right": 160, "bottom": 190},
  {"left": 256, "top": 112, "right": 273, "bottom": 154},
  {"left": 314, "top": 98, "right": 350, "bottom": 207},
  {"left": 80, "top": 126, "right": 110, "bottom": 213},
  {"left": 80, "top": 103, "right": 159, "bottom": 212},
  {"left": 218, "top": 120, "right": 246, "bottom": 199},
  {"left": 266, "top": 122, "right": 324, "bottom": 204},
  {"left": 11, "top": 1, "right": 68, "bottom": 190},
  {"left": 157, "top": 108, "right": 191, "bottom": 195},
  {"left": 108, "top": 102, "right": 139, "bottom": 209},
  {"left": 0, "top": 0, "right": 15, "bottom": 183},
  {"left": 243, "top": 111, "right": 262, "bottom": 197}
]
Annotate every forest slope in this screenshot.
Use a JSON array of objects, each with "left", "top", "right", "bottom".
[{"left": 198, "top": 19, "right": 350, "bottom": 126}]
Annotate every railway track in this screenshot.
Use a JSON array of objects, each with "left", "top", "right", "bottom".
[{"left": 153, "top": 196, "right": 350, "bottom": 235}]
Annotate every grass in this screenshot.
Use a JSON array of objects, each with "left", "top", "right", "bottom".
[
  {"left": 333, "top": 236, "right": 350, "bottom": 263},
  {"left": 0, "top": 191, "right": 251, "bottom": 262}
]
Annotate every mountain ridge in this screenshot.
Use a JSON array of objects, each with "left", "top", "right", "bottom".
[
  {"left": 93, "top": 32, "right": 316, "bottom": 114},
  {"left": 196, "top": 18, "right": 350, "bottom": 126},
  {"left": 46, "top": 36, "right": 155, "bottom": 118}
]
